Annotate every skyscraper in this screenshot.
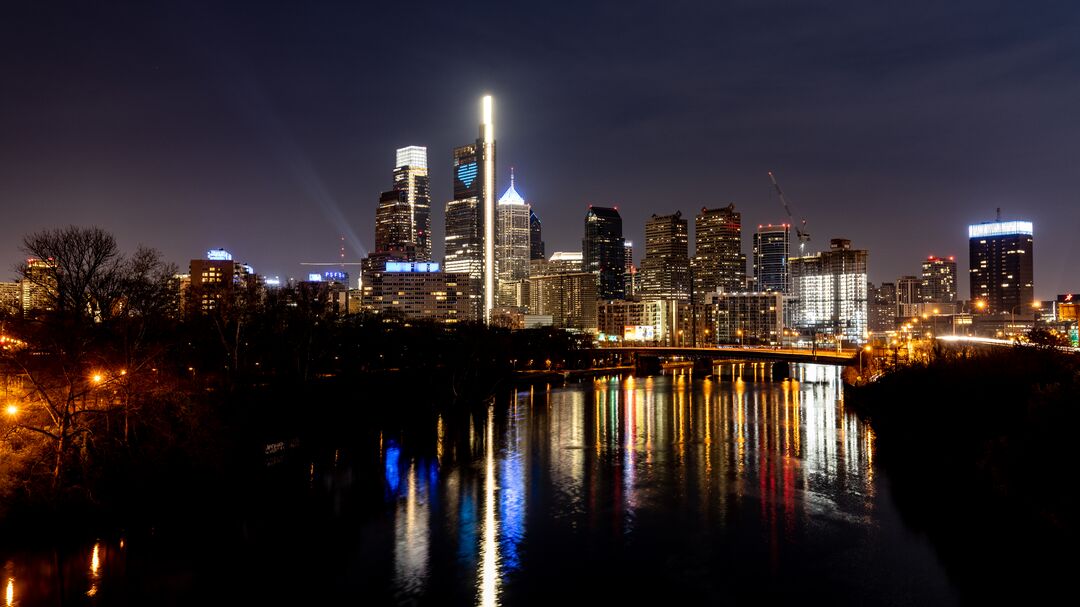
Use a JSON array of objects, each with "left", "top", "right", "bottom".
[
  {"left": 921, "top": 255, "right": 957, "bottom": 303},
  {"left": 693, "top": 205, "right": 745, "bottom": 298},
  {"left": 392, "top": 146, "right": 432, "bottom": 261},
  {"left": 529, "top": 210, "right": 545, "bottom": 261},
  {"left": 752, "top": 224, "right": 790, "bottom": 293},
  {"left": 896, "top": 275, "right": 922, "bottom": 319},
  {"left": 583, "top": 206, "right": 625, "bottom": 300},
  {"left": 969, "top": 218, "right": 1034, "bottom": 314},
  {"left": 789, "top": 238, "right": 868, "bottom": 343},
  {"left": 496, "top": 170, "right": 531, "bottom": 307},
  {"left": 640, "top": 212, "right": 691, "bottom": 300},
  {"left": 444, "top": 96, "right": 496, "bottom": 321},
  {"left": 623, "top": 241, "right": 637, "bottom": 299},
  {"left": 374, "top": 189, "right": 414, "bottom": 259}
]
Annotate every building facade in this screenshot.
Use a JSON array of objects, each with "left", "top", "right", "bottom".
[
  {"left": 895, "top": 275, "right": 922, "bottom": 319},
  {"left": 969, "top": 219, "right": 1033, "bottom": 314},
  {"left": 361, "top": 261, "right": 474, "bottom": 323},
  {"left": 392, "top": 145, "right": 432, "bottom": 261},
  {"left": 708, "top": 291, "right": 785, "bottom": 345},
  {"left": 693, "top": 205, "right": 745, "bottom": 300},
  {"left": 868, "top": 282, "right": 897, "bottom": 334},
  {"left": 789, "top": 238, "right": 868, "bottom": 344},
  {"left": 752, "top": 224, "right": 790, "bottom": 293},
  {"left": 529, "top": 209, "right": 544, "bottom": 261},
  {"left": 583, "top": 206, "right": 625, "bottom": 300},
  {"left": 640, "top": 212, "right": 691, "bottom": 301},
  {"left": 921, "top": 255, "right": 957, "bottom": 303},
  {"left": 496, "top": 171, "right": 531, "bottom": 308},
  {"left": 528, "top": 271, "right": 598, "bottom": 332}
]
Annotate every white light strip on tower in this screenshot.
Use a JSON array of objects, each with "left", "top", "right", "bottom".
[
  {"left": 482, "top": 95, "right": 495, "bottom": 324},
  {"left": 968, "top": 221, "right": 1033, "bottom": 238}
]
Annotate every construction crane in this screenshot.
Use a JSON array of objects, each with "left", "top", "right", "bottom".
[{"left": 768, "top": 171, "right": 811, "bottom": 256}]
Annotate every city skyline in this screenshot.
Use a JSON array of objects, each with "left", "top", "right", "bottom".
[{"left": 2, "top": 2, "right": 1078, "bottom": 298}]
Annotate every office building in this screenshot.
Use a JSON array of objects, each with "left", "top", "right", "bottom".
[
  {"left": 896, "top": 275, "right": 922, "bottom": 319},
  {"left": 708, "top": 291, "right": 785, "bottom": 345},
  {"left": 868, "top": 282, "right": 897, "bottom": 334},
  {"left": 187, "top": 249, "right": 257, "bottom": 313},
  {"left": 969, "top": 218, "right": 1034, "bottom": 315},
  {"left": 530, "top": 209, "right": 545, "bottom": 261},
  {"left": 392, "top": 146, "right": 432, "bottom": 261},
  {"left": 640, "top": 212, "right": 691, "bottom": 301},
  {"left": 921, "top": 255, "right": 957, "bottom": 303},
  {"left": 583, "top": 206, "right": 626, "bottom": 300},
  {"left": 0, "top": 281, "right": 19, "bottom": 315},
  {"left": 444, "top": 96, "right": 496, "bottom": 322},
  {"left": 362, "top": 261, "right": 474, "bottom": 323},
  {"left": 789, "top": 238, "right": 868, "bottom": 344},
  {"left": 693, "top": 205, "right": 745, "bottom": 299},
  {"left": 624, "top": 241, "right": 638, "bottom": 299},
  {"left": 753, "top": 224, "right": 790, "bottom": 293},
  {"left": 528, "top": 271, "right": 598, "bottom": 332},
  {"left": 374, "top": 189, "right": 415, "bottom": 259},
  {"left": 598, "top": 299, "right": 688, "bottom": 345},
  {"left": 496, "top": 170, "right": 531, "bottom": 308}
]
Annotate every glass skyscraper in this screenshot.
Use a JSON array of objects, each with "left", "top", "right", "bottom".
[
  {"left": 752, "top": 224, "right": 790, "bottom": 294},
  {"left": 583, "top": 206, "right": 626, "bottom": 300},
  {"left": 693, "top": 204, "right": 746, "bottom": 298},
  {"left": 392, "top": 146, "right": 432, "bottom": 262}
]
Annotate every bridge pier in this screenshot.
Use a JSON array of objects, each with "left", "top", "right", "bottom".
[
  {"left": 692, "top": 358, "right": 714, "bottom": 376},
  {"left": 635, "top": 355, "right": 662, "bottom": 376},
  {"left": 772, "top": 360, "right": 791, "bottom": 380}
]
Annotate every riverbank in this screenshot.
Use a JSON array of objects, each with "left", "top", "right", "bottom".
[{"left": 848, "top": 347, "right": 1077, "bottom": 600}]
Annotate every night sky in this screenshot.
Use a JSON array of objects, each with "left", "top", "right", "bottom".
[{"left": 2, "top": 1, "right": 1078, "bottom": 297}]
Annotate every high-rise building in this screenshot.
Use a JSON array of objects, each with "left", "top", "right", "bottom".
[
  {"left": 392, "top": 146, "right": 432, "bottom": 261},
  {"left": 753, "top": 224, "right": 790, "bottom": 293},
  {"left": 921, "top": 255, "right": 957, "bottom": 303},
  {"left": 623, "top": 241, "right": 637, "bottom": 299},
  {"left": 868, "top": 282, "right": 897, "bottom": 334},
  {"left": 708, "top": 291, "right": 785, "bottom": 345},
  {"left": 19, "top": 258, "right": 57, "bottom": 315},
  {"left": 693, "top": 205, "right": 745, "bottom": 299},
  {"left": 529, "top": 210, "right": 545, "bottom": 261},
  {"left": 640, "top": 212, "right": 691, "bottom": 301},
  {"left": 528, "top": 271, "right": 598, "bottom": 332},
  {"left": 969, "top": 218, "right": 1034, "bottom": 315},
  {"left": 374, "top": 189, "right": 415, "bottom": 259},
  {"left": 361, "top": 261, "right": 474, "bottom": 323},
  {"left": 583, "top": 206, "right": 625, "bottom": 300},
  {"left": 895, "top": 275, "right": 922, "bottom": 319},
  {"left": 496, "top": 170, "right": 531, "bottom": 308},
  {"left": 789, "top": 238, "right": 868, "bottom": 344},
  {"left": 444, "top": 96, "right": 497, "bottom": 322}
]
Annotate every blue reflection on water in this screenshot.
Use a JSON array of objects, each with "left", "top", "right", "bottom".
[{"left": 385, "top": 442, "right": 401, "bottom": 494}]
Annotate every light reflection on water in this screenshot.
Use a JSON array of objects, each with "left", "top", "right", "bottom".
[{"left": 378, "top": 364, "right": 892, "bottom": 603}]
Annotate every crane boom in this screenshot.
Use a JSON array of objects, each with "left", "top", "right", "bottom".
[{"left": 768, "top": 171, "right": 811, "bottom": 255}]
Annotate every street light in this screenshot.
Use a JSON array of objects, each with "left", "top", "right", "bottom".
[
  {"left": 5, "top": 404, "right": 17, "bottom": 417},
  {"left": 736, "top": 328, "right": 743, "bottom": 347}
]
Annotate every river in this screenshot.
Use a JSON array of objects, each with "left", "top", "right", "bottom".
[{"left": 0, "top": 364, "right": 959, "bottom": 605}]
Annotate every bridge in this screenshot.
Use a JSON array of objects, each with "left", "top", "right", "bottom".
[{"left": 587, "top": 346, "right": 857, "bottom": 377}]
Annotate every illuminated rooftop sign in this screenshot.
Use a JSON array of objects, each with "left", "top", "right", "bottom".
[
  {"left": 307, "top": 273, "right": 323, "bottom": 282},
  {"left": 968, "top": 221, "right": 1033, "bottom": 238},
  {"left": 385, "top": 262, "right": 440, "bottom": 273},
  {"left": 207, "top": 249, "right": 232, "bottom": 261},
  {"left": 323, "top": 270, "right": 347, "bottom": 282}
]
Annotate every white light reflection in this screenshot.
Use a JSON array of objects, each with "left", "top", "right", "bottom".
[
  {"left": 5, "top": 577, "right": 12, "bottom": 607},
  {"left": 393, "top": 460, "right": 431, "bottom": 597},
  {"left": 477, "top": 405, "right": 501, "bottom": 607}
]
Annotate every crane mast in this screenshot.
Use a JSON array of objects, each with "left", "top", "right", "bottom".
[{"left": 768, "top": 171, "right": 811, "bottom": 255}]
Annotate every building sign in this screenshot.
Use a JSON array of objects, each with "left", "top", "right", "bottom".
[
  {"left": 624, "top": 325, "right": 656, "bottom": 341},
  {"left": 385, "top": 262, "right": 440, "bottom": 273}
]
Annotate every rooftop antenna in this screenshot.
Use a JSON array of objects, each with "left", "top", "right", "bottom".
[
  {"left": 996, "top": 207, "right": 1001, "bottom": 221},
  {"left": 339, "top": 235, "right": 346, "bottom": 268}
]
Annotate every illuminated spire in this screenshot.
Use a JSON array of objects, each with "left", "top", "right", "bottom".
[{"left": 498, "top": 167, "right": 525, "bottom": 205}]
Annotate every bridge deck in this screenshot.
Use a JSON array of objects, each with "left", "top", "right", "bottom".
[{"left": 589, "top": 346, "right": 856, "bottom": 365}]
